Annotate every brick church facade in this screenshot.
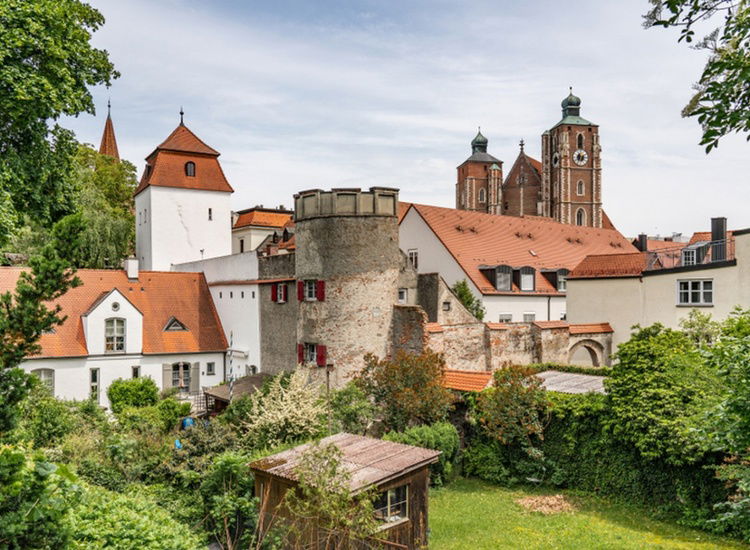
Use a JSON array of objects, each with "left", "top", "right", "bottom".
[{"left": 456, "top": 89, "right": 605, "bottom": 228}]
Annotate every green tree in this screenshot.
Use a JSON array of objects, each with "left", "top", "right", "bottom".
[
  {"left": 644, "top": 0, "right": 750, "bottom": 151},
  {"left": 0, "top": 0, "right": 118, "bottom": 242},
  {"left": 356, "top": 350, "right": 453, "bottom": 432},
  {"left": 330, "top": 382, "right": 375, "bottom": 435},
  {"left": 451, "top": 279, "right": 486, "bottom": 320}
]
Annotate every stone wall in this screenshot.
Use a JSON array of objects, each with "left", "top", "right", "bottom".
[
  {"left": 258, "top": 280, "right": 297, "bottom": 375},
  {"left": 259, "top": 252, "right": 295, "bottom": 279},
  {"left": 390, "top": 305, "right": 427, "bottom": 356}
]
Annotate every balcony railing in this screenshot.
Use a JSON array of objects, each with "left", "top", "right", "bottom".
[{"left": 645, "top": 239, "right": 734, "bottom": 271}]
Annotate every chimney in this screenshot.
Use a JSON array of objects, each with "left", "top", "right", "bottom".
[
  {"left": 636, "top": 233, "right": 648, "bottom": 252},
  {"left": 711, "top": 217, "right": 727, "bottom": 261},
  {"left": 123, "top": 256, "right": 139, "bottom": 280}
]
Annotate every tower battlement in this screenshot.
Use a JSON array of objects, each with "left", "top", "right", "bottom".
[{"left": 293, "top": 187, "right": 399, "bottom": 222}]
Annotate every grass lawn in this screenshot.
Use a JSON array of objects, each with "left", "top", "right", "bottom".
[{"left": 429, "top": 478, "right": 748, "bottom": 550}]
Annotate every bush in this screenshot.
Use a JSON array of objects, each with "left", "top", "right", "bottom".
[
  {"left": 17, "top": 385, "right": 76, "bottom": 448},
  {"left": 463, "top": 440, "right": 512, "bottom": 485},
  {"left": 107, "top": 377, "right": 158, "bottom": 413},
  {"left": 116, "top": 398, "right": 190, "bottom": 434},
  {"left": 383, "top": 422, "right": 460, "bottom": 486},
  {"left": 69, "top": 484, "right": 203, "bottom": 549},
  {"left": 330, "top": 382, "right": 375, "bottom": 435}
]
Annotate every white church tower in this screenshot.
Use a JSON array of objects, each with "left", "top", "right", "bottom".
[{"left": 135, "top": 116, "right": 233, "bottom": 270}]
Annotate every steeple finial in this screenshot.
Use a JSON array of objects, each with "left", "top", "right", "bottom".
[
  {"left": 519, "top": 139, "right": 525, "bottom": 152},
  {"left": 180, "top": 106, "right": 184, "bottom": 125},
  {"left": 107, "top": 98, "right": 111, "bottom": 117}
]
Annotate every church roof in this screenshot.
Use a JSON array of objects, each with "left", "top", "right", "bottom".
[
  {"left": 99, "top": 110, "right": 119, "bottom": 160},
  {"left": 134, "top": 123, "right": 233, "bottom": 196},
  {"left": 0, "top": 268, "right": 227, "bottom": 358},
  {"left": 461, "top": 151, "right": 503, "bottom": 164}
]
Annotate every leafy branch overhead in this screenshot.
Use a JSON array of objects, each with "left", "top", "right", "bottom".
[{"left": 644, "top": 0, "right": 750, "bottom": 152}]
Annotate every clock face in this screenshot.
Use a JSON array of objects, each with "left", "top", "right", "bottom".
[
  {"left": 552, "top": 152, "right": 560, "bottom": 167},
  {"left": 573, "top": 149, "right": 588, "bottom": 166}
]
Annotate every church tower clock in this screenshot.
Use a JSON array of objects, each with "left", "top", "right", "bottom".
[{"left": 541, "top": 89, "right": 602, "bottom": 227}]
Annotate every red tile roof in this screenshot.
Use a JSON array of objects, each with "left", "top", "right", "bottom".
[
  {"left": 533, "top": 320, "right": 569, "bottom": 329},
  {"left": 233, "top": 210, "right": 292, "bottom": 229},
  {"left": 135, "top": 124, "right": 233, "bottom": 196},
  {"left": 569, "top": 323, "right": 613, "bottom": 334},
  {"left": 0, "top": 268, "right": 227, "bottom": 358},
  {"left": 398, "top": 202, "right": 412, "bottom": 223},
  {"left": 442, "top": 369, "right": 492, "bottom": 392},
  {"left": 601, "top": 210, "right": 616, "bottom": 231},
  {"left": 568, "top": 252, "right": 647, "bottom": 279},
  {"left": 425, "top": 322, "right": 444, "bottom": 333},
  {"left": 485, "top": 322, "right": 509, "bottom": 330},
  {"left": 527, "top": 156, "right": 542, "bottom": 173},
  {"left": 407, "top": 204, "right": 636, "bottom": 295},
  {"left": 643, "top": 239, "right": 684, "bottom": 251},
  {"left": 689, "top": 230, "right": 733, "bottom": 245},
  {"left": 99, "top": 114, "right": 119, "bottom": 160}
]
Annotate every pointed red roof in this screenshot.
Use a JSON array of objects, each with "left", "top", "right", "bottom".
[
  {"left": 99, "top": 114, "right": 119, "bottom": 160},
  {"left": 134, "top": 123, "right": 233, "bottom": 196}
]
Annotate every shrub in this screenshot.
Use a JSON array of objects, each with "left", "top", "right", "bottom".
[
  {"left": 117, "top": 398, "right": 191, "bottom": 433},
  {"left": 451, "top": 279, "right": 486, "bottom": 320},
  {"left": 462, "top": 439, "right": 512, "bottom": 485},
  {"left": 107, "top": 377, "right": 158, "bottom": 413},
  {"left": 356, "top": 350, "right": 453, "bottom": 432},
  {"left": 383, "top": 422, "right": 460, "bottom": 486},
  {"left": 17, "top": 385, "right": 76, "bottom": 448},
  {"left": 69, "top": 484, "right": 203, "bottom": 549},
  {"left": 330, "top": 382, "right": 375, "bottom": 435}
]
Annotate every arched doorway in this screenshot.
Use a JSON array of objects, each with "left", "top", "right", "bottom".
[{"left": 568, "top": 340, "right": 603, "bottom": 367}]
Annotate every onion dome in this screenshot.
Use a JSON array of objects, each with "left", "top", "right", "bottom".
[
  {"left": 561, "top": 87, "right": 582, "bottom": 117},
  {"left": 471, "top": 128, "right": 488, "bottom": 154}
]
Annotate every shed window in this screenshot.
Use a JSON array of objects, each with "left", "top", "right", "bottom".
[
  {"left": 32, "top": 368, "right": 55, "bottom": 393},
  {"left": 374, "top": 485, "right": 408, "bottom": 523},
  {"left": 185, "top": 161, "right": 196, "bottom": 177},
  {"left": 105, "top": 318, "right": 126, "bottom": 353}
]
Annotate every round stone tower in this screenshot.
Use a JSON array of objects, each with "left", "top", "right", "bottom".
[{"left": 293, "top": 187, "right": 400, "bottom": 386}]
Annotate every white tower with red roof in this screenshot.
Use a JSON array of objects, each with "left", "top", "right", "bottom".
[{"left": 135, "top": 115, "right": 234, "bottom": 270}]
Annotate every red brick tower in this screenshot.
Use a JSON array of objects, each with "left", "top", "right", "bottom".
[{"left": 456, "top": 129, "right": 503, "bottom": 214}]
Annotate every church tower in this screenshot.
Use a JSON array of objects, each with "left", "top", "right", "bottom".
[
  {"left": 99, "top": 100, "right": 120, "bottom": 161},
  {"left": 134, "top": 113, "right": 233, "bottom": 270},
  {"left": 456, "top": 130, "right": 503, "bottom": 214},
  {"left": 541, "top": 89, "right": 602, "bottom": 227}
]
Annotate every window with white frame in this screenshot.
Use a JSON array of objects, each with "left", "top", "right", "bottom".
[
  {"left": 520, "top": 267, "right": 535, "bottom": 291},
  {"left": 32, "top": 368, "right": 54, "bottom": 393},
  {"left": 90, "top": 368, "right": 100, "bottom": 402},
  {"left": 172, "top": 362, "right": 191, "bottom": 391},
  {"left": 498, "top": 313, "right": 513, "bottom": 323},
  {"left": 304, "top": 343, "right": 317, "bottom": 364},
  {"left": 682, "top": 248, "right": 697, "bottom": 266},
  {"left": 407, "top": 249, "right": 418, "bottom": 270},
  {"left": 206, "top": 362, "right": 215, "bottom": 376},
  {"left": 304, "top": 280, "right": 317, "bottom": 301},
  {"left": 557, "top": 274, "right": 567, "bottom": 292},
  {"left": 677, "top": 279, "right": 713, "bottom": 306},
  {"left": 105, "top": 318, "right": 126, "bottom": 353},
  {"left": 132, "top": 366, "right": 140, "bottom": 378},
  {"left": 496, "top": 265, "right": 512, "bottom": 291},
  {"left": 397, "top": 288, "right": 408, "bottom": 304},
  {"left": 374, "top": 485, "right": 408, "bottom": 523},
  {"left": 523, "top": 312, "right": 536, "bottom": 322}
]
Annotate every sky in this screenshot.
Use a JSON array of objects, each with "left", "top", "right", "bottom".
[{"left": 62, "top": 0, "right": 749, "bottom": 238}]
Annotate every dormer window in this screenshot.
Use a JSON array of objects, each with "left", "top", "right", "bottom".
[
  {"left": 518, "top": 267, "right": 535, "bottom": 292},
  {"left": 105, "top": 318, "right": 126, "bottom": 353},
  {"left": 164, "top": 317, "right": 188, "bottom": 331},
  {"left": 185, "top": 161, "right": 196, "bottom": 177},
  {"left": 557, "top": 269, "right": 569, "bottom": 292},
  {"left": 496, "top": 265, "right": 512, "bottom": 291}
]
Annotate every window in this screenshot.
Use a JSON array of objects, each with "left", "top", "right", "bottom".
[
  {"left": 241, "top": 291, "right": 245, "bottom": 298},
  {"left": 560, "top": 312, "right": 567, "bottom": 320},
  {"left": 132, "top": 366, "right": 140, "bottom": 378},
  {"left": 90, "top": 368, "right": 100, "bottom": 402},
  {"left": 557, "top": 274, "right": 567, "bottom": 292},
  {"left": 478, "top": 188, "right": 486, "bottom": 203},
  {"left": 252, "top": 291, "right": 256, "bottom": 299},
  {"left": 219, "top": 291, "right": 223, "bottom": 299},
  {"left": 185, "top": 161, "right": 196, "bottom": 177},
  {"left": 112, "top": 301, "right": 120, "bottom": 312},
  {"left": 139, "top": 211, "right": 141, "bottom": 225},
  {"left": 496, "top": 265, "right": 512, "bottom": 291},
  {"left": 374, "top": 485, "right": 408, "bottom": 523},
  {"left": 172, "top": 363, "right": 191, "bottom": 391},
  {"left": 576, "top": 180, "right": 584, "bottom": 196},
  {"left": 519, "top": 267, "right": 535, "bottom": 291},
  {"left": 442, "top": 301, "right": 451, "bottom": 311},
  {"left": 105, "top": 318, "right": 126, "bottom": 353},
  {"left": 523, "top": 312, "right": 536, "bottom": 322},
  {"left": 498, "top": 313, "right": 513, "bottom": 323},
  {"left": 304, "top": 343, "right": 317, "bottom": 364},
  {"left": 206, "top": 362, "right": 215, "bottom": 376},
  {"left": 398, "top": 288, "right": 408, "bottom": 304},
  {"left": 144, "top": 209, "right": 147, "bottom": 223},
  {"left": 577, "top": 133, "right": 584, "bottom": 149},
  {"left": 230, "top": 291, "right": 233, "bottom": 298},
  {"left": 240, "top": 239, "right": 245, "bottom": 253},
  {"left": 272, "top": 283, "right": 288, "bottom": 303},
  {"left": 407, "top": 249, "right": 418, "bottom": 270},
  {"left": 208, "top": 208, "right": 213, "bottom": 221},
  {"left": 575, "top": 208, "right": 586, "bottom": 226},
  {"left": 298, "top": 343, "right": 327, "bottom": 366},
  {"left": 32, "top": 368, "right": 54, "bottom": 393},
  {"left": 304, "top": 280, "right": 316, "bottom": 301},
  {"left": 682, "top": 248, "right": 697, "bottom": 266},
  {"left": 678, "top": 279, "right": 713, "bottom": 306}
]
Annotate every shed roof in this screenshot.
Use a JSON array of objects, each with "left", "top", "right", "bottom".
[
  {"left": 249, "top": 433, "right": 440, "bottom": 493},
  {"left": 205, "top": 373, "right": 271, "bottom": 402},
  {"left": 536, "top": 370, "right": 605, "bottom": 394}
]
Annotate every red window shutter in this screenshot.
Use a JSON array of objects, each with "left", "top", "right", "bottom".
[
  {"left": 316, "top": 344, "right": 327, "bottom": 367},
  {"left": 297, "top": 281, "right": 304, "bottom": 301},
  {"left": 316, "top": 280, "right": 325, "bottom": 302},
  {"left": 271, "top": 283, "right": 278, "bottom": 302},
  {"left": 281, "top": 283, "right": 287, "bottom": 302},
  {"left": 297, "top": 343, "right": 304, "bottom": 364}
]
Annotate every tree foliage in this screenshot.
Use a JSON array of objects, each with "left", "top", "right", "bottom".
[
  {"left": 106, "top": 377, "right": 159, "bottom": 414},
  {"left": 451, "top": 279, "right": 486, "bottom": 321},
  {"left": 383, "top": 422, "right": 460, "bottom": 486},
  {"left": 329, "top": 382, "right": 375, "bottom": 435},
  {"left": 356, "top": 350, "right": 453, "bottom": 432},
  {"left": 644, "top": 0, "right": 750, "bottom": 151}
]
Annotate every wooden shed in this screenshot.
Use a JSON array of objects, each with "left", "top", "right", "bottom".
[
  {"left": 203, "top": 373, "right": 271, "bottom": 414},
  {"left": 249, "top": 433, "right": 441, "bottom": 549}
]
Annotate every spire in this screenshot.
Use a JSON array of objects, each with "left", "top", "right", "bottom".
[
  {"left": 471, "top": 127, "right": 488, "bottom": 154},
  {"left": 99, "top": 101, "right": 120, "bottom": 161},
  {"left": 519, "top": 139, "right": 525, "bottom": 153},
  {"left": 180, "top": 106, "right": 184, "bottom": 126}
]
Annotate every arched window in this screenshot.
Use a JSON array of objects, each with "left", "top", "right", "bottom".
[
  {"left": 478, "top": 188, "right": 486, "bottom": 203},
  {"left": 576, "top": 208, "right": 586, "bottom": 226},
  {"left": 32, "top": 368, "right": 55, "bottom": 393},
  {"left": 577, "top": 180, "right": 584, "bottom": 195},
  {"left": 105, "top": 318, "right": 126, "bottom": 353},
  {"left": 185, "top": 161, "right": 196, "bottom": 177},
  {"left": 577, "top": 134, "right": 584, "bottom": 149}
]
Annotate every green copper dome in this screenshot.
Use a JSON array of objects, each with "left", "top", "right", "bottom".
[
  {"left": 471, "top": 128, "right": 488, "bottom": 153},
  {"left": 561, "top": 87, "right": 582, "bottom": 118}
]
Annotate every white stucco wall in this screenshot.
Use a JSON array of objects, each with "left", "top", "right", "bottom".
[
  {"left": 399, "top": 208, "right": 567, "bottom": 322},
  {"left": 173, "top": 251, "right": 259, "bottom": 283},
  {"left": 136, "top": 186, "right": 232, "bottom": 271},
  {"left": 568, "top": 232, "right": 750, "bottom": 347},
  {"left": 208, "top": 284, "right": 261, "bottom": 375},
  {"left": 82, "top": 289, "right": 143, "bottom": 355},
  {"left": 23, "top": 352, "right": 225, "bottom": 409},
  {"left": 232, "top": 227, "right": 276, "bottom": 253}
]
